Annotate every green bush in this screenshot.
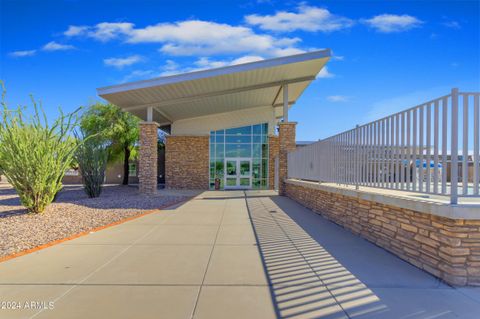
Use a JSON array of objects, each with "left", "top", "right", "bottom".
[
  {"left": 0, "top": 83, "right": 80, "bottom": 213},
  {"left": 75, "top": 131, "right": 108, "bottom": 198}
]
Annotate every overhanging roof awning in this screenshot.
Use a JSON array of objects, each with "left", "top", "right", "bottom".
[{"left": 97, "top": 50, "right": 331, "bottom": 124}]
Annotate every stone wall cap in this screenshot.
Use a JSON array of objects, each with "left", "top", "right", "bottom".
[
  {"left": 286, "top": 179, "right": 480, "bottom": 220},
  {"left": 139, "top": 121, "right": 160, "bottom": 126},
  {"left": 279, "top": 122, "right": 298, "bottom": 125}
]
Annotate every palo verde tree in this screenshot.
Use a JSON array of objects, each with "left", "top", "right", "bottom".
[
  {"left": 80, "top": 103, "right": 139, "bottom": 185},
  {"left": 0, "top": 82, "right": 81, "bottom": 213}
]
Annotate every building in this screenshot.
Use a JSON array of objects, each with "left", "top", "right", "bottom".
[{"left": 97, "top": 50, "right": 331, "bottom": 193}]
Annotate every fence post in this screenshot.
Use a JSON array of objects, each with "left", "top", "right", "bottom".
[
  {"left": 355, "top": 124, "right": 360, "bottom": 190},
  {"left": 450, "top": 88, "right": 459, "bottom": 204}
]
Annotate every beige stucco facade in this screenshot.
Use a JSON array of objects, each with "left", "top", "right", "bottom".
[{"left": 170, "top": 106, "right": 277, "bottom": 136}]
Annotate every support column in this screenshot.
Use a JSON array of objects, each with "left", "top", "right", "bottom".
[
  {"left": 283, "top": 84, "right": 289, "bottom": 123},
  {"left": 139, "top": 122, "right": 158, "bottom": 195},
  {"left": 278, "top": 122, "right": 297, "bottom": 195}
]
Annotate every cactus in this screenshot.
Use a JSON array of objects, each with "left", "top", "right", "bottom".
[
  {"left": 0, "top": 82, "right": 81, "bottom": 213},
  {"left": 75, "top": 131, "right": 108, "bottom": 198}
]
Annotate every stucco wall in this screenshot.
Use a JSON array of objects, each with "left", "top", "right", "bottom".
[{"left": 171, "top": 106, "right": 277, "bottom": 135}]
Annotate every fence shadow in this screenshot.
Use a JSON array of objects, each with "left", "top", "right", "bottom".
[{"left": 246, "top": 194, "right": 386, "bottom": 319}]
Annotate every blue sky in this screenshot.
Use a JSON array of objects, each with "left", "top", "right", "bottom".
[{"left": 1, "top": 0, "right": 479, "bottom": 141}]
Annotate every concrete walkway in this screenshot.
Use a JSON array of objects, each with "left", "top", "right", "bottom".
[{"left": 0, "top": 191, "right": 479, "bottom": 319}]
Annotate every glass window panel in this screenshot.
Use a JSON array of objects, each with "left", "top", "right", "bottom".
[
  {"left": 226, "top": 160, "right": 237, "bottom": 176},
  {"left": 240, "top": 178, "right": 250, "bottom": 186},
  {"left": 262, "top": 123, "right": 268, "bottom": 135},
  {"left": 215, "top": 129, "right": 225, "bottom": 135},
  {"left": 240, "top": 161, "right": 251, "bottom": 175},
  {"left": 252, "top": 144, "right": 261, "bottom": 158},
  {"left": 215, "top": 160, "right": 224, "bottom": 177},
  {"left": 253, "top": 124, "right": 262, "bottom": 135},
  {"left": 215, "top": 145, "right": 224, "bottom": 158},
  {"left": 226, "top": 135, "right": 251, "bottom": 143},
  {"left": 252, "top": 162, "right": 260, "bottom": 178},
  {"left": 210, "top": 168, "right": 215, "bottom": 179},
  {"left": 215, "top": 135, "right": 224, "bottom": 143},
  {"left": 253, "top": 135, "right": 267, "bottom": 144},
  {"left": 226, "top": 178, "right": 237, "bottom": 186},
  {"left": 210, "top": 180, "right": 215, "bottom": 189},
  {"left": 210, "top": 145, "right": 215, "bottom": 158},
  {"left": 260, "top": 179, "right": 267, "bottom": 188},
  {"left": 262, "top": 159, "right": 268, "bottom": 178},
  {"left": 226, "top": 126, "right": 251, "bottom": 135},
  {"left": 210, "top": 135, "right": 215, "bottom": 143},
  {"left": 239, "top": 145, "right": 251, "bottom": 157},
  {"left": 252, "top": 179, "right": 261, "bottom": 189},
  {"left": 226, "top": 144, "right": 251, "bottom": 157},
  {"left": 262, "top": 160, "right": 268, "bottom": 178},
  {"left": 261, "top": 144, "right": 268, "bottom": 157}
]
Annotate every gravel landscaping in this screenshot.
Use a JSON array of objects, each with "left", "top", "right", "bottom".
[{"left": 0, "top": 184, "right": 191, "bottom": 258}]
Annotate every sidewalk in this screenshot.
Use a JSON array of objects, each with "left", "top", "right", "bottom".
[{"left": 0, "top": 190, "right": 478, "bottom": 318}]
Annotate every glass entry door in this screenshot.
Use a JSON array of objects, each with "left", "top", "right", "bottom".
[{"left": 225, "top": 158, "right": 252, "bottom": 189}]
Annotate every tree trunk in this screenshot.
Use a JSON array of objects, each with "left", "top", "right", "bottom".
[{"left": 122, "top": 146, "right": 130, "bottom": 185}]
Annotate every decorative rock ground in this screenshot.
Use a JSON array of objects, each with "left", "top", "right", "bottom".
[{"left": 0, "top": 184, "right": 189, "bottom": 258}]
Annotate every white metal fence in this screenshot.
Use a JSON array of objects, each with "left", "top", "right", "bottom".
[{"left": 288, "top": 89, "right": 480, "bottom": 203}]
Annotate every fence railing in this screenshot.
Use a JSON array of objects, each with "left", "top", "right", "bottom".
[{"left": 288, "top": 88, "right": 480, "bottom": 204}]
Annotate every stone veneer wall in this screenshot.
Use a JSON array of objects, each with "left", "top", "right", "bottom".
[
  {"left": 268, "top": 135, "right": 279, "bottom": 190},
  {"left": 278, "top": 123, "right": 296, "bottom": 195},
  {"left": 165, "top": 136, "right": 209, "bottom": 189},
  {"left": 138, "top": 122, "right": 158, "bottom": 194},
  {"left": 285, "top": 180, "right": 480, "bottom": 286}
]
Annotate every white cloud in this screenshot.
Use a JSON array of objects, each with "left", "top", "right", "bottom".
[
  {"left": 271, "top": 47, "right": 305, "bottom": 57},
  {"left": 363, "top": 14, "right": 423, "bottom": 33},
  {"left": 121, "top": 69, "right": 158, "bottom": 83},
  {"left": 63, "top": 20, "right": 302, "bottom": 57},
  {"left": 192, "top": 55, "right": 265, "bottom": 70},
  {"left": 327, "top": 95, "right": 349, "bottom": 102},
  {"left": 42, "top": 41, "right": 75, "bottom": 51},
  {"left": 194, "top": 57, "right": 229, "bottom": 69},
  {"left": 9, "top": 50, "right": 36, "bottom": 57},
  {"left": 65, "top": 22, "right": 134, "bottom": 42},
  {"left": 245, "top": 4, "right": 354, "bottom": 32},
  {"left": 146, "top": 21, "right": 300, "bottom": 56},
  {"left": 103, "top": 55, "right": 143, "bottom": 68},
  {"left": 443, "top": 20, "right": 461, "bottom": 29},
  {"left": 316, "top": 66, "right": 334, "bottom": 78},
  {"left": 157, "top": 55, "right": 265, "bottom": 77},
  {"left": 92, "top": 22, "right": 134, "bottom": 41},
  {"left": 163, "top": 60, "right": 180, "bottom": 72},
  {"left": 64, "top": 25, "right": 89, "bottom": 36},
  {"left": 230, "top": 55, "right": 264, "bottom": 64}
]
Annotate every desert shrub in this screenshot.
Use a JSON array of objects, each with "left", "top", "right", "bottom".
[
  {"left": 0, "top": 83, "right": 80, "bottom": 213},
  {"left": 75, "top": 131, "right": 108, "bottom": 198}
]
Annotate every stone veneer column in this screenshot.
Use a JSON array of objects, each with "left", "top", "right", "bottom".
[
  {"left": 138, "top": 122, "right": 158, "bottom": 195},
  {"left": 278, "top": 122, "right": 297, "bottom": 195},
  {"left": 268, "top": 135, "right": 279, "bottom": 190}
]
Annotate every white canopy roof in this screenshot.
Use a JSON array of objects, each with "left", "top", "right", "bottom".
[{"left": 97, "top": 49, "right": 331, "bottom": 125}]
